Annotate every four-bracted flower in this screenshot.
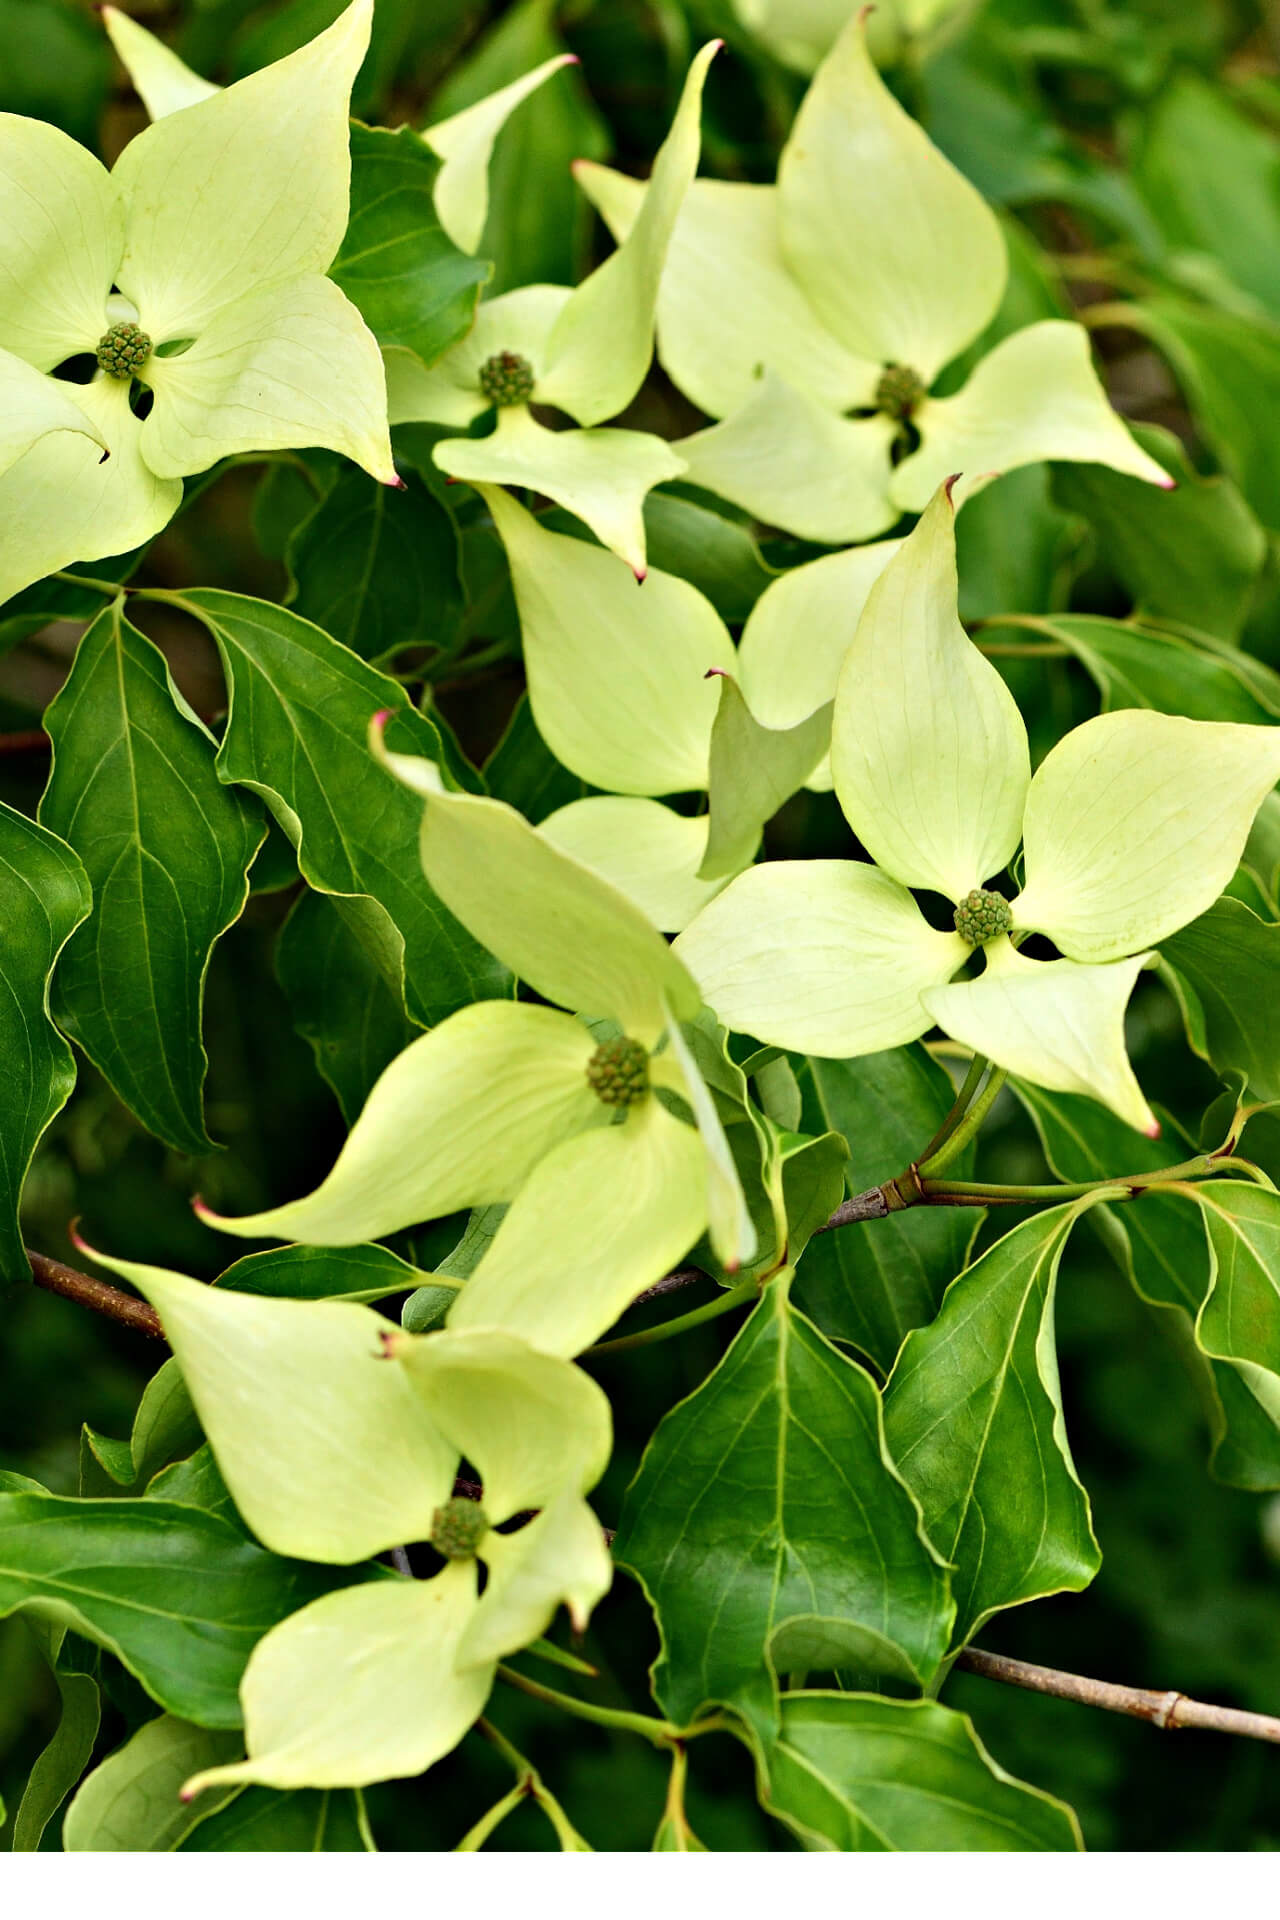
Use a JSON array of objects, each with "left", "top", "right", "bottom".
[
  {"left": 675, "top": 480, "right": 1280, "bottom": 1131},
  {"left": 383, "top": 43, "right": 720, "bottom": 577},
  {"left": 198, "top": 745, "right": 755, "bottom": 1358},
  {"left": 0, "top": 0, "right": 393, "bottom": 603},
  {"left": 578, "top": 13, "right": 1171, "bottom": 544},
  {"left": 79, "top": 1250, "right": 613, "bottom": 1794}
]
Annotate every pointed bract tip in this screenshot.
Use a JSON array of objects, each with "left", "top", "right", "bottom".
[
  {"left": 1158, "top": 476, "right": 1178, "bottom": 492},
  {"left": 724, "top": 1257, "right": 742, "bottom": 1276},
  {"left": 178, "top": 1786, "right": 198, "bottom": 1804},
  {"left": 704, "top": 667, "right": 728, "bottom": 681},
  {"left": 1143, "top": 1118, "right": 1162, "bottom": 1140},
  {"left": 942, "top": 472, "right": 962, "bottom": 506},
  {"left": 67, "top": 1218, "right": 89, "bottom": 1257},
  {"left": 371, "top": 708, "right": 393, "bottom": 732},
  {"left": 191, "top": 1194, "right": 218, "bottom": 1224},
  {"left": 98, "top": 448, "right": 110, "bottom": 466},
  {"left": 632, "top": 565, "right": 647, "bottom": 584},
  {"left": 383, "top": 471, "right": 408, "bottom": 491}
]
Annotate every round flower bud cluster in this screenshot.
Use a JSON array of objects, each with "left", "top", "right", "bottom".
[
  {"left": 586, "top": 1036, "right": 650, "bottom": 1108},
  {"left": 874, "top": 362, "right": 926, "bottom": 421},
  {"left": 953, "top": 887, "right": 1013, "bottom": 947},
  {"left": 478, "top": 349, "right": 536, "bottom": 407},
  {"left": 429, "top": 1497, "right": 490, "bottom": 1561},
  {"left": 96, "top": 321, "right": 153, "bottom": 379}
]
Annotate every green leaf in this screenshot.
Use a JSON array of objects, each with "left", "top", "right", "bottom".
[
  {"left": 64, "top": 1714, "right": 242, "bottom": 1851},
  {"left": 217, "top": 1241, "right": 434, "bottom": 1305},
  {"left": 642, "top": 491, "right": 774, "bottom": 624},
  {"left": 81, "top": 1357, "right": 201, "bottom": 1495},
  {"left": 178, "top": 1785, "right": 374, "bottom": 1850},
  {"left": 38, "top": 603, "right": 264, "bottom": 1154},
  {"left": 1162, "top": 898, "right": 1280, "bottom": 1102},
  {"left": 1052, "top": 424, "right": 1266, "bottom": 639},
  {"left": 1194, "top": 1181, "right": 1280, "bottom": 1381},
  {"left": 0, "top": 1491, "right": 372, "bottom": 1727},
  {"left": 700, "top": 674, "right": 831, "bottom": 881},
  {"left": 1014, "top": 1080, "right": 1280, "bottom": 1490},
  {"left": 162, "top": 589, "right": 509, "bottom": 1027},
  {"left": 792, "top": 1047, "right": 978, "bottom": 1374},
  {"left": 617, "top": 1277, "right": 952, "bottom": 1733},
  {"left": 1135, "top": 300, "right": 1280, "bottom": 530},
  {"left": 330, "top": 123, "right": 489, "bottom": 367},
  {"left": 286, "top": 460, "right": 463, "bottom": 665},
  {"left": 0, "top": 802, "right": 90, "bottom": 1285},
  {"left": 1012, "top": 611, "right": 1280, "bottom": 722},
  {"left": 1134, "top": 72, "right": 1280, "bottom": 321},
  {"left": 10, "top": 1625, "right": 99, "bottom": 1851},
  {"left": 884, "top": 1205, "right": 1101, "bottom": 1645},
  {"left": 756, "top": 1693, "right": 1081, "bottom": 1851},
  {"left": 275, "top": 889, "right": 417, "bottom": 1125}
]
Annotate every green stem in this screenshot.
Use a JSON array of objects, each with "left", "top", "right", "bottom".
[
  {"left": 51, "top": 570, "right": 125, "bottom": 598},
  {"left": 919, "top": 1068, "right": 1008, "bottom": 1178},
  {"left": 455, "top": 1782, "right": 526, "bottom": 1851},
  {"left": 916, "top": 1053, "right": 988, "bottom": 1167},
  {"left": 923, "top": 1152, "right": 1225, "bottom": 1207},
  {"left": 588, "top": 1274, "right": 758, "bottom": 1355},
  {"left": 495, "top": 1665, "right": 682, "bottom": 1747},
  {"left": 476, "top": 1718, "right": 591, "bottom": 1851}
]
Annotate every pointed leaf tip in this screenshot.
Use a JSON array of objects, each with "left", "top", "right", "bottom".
[{"left": 943, "top": 473, "right": 962, "bottom": 504}]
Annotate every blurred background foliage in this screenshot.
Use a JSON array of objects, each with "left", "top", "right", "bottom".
[{"left": 4, "top": 0, "right": 1280, "bottom": 1850}]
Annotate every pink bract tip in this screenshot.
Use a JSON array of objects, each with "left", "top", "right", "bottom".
[
  {"left": 68, "top": 1219, "right": 89, "bottom": 1255},
  {"left": 942, "top": 472, "right": 962, "bottom": 505},
  {"left": 1158, "top": 477, "right": 1178, "bottom": 492},
  {"left": 191, "top": 1194, "right": 216, "bottom": 1223},
  {"left": 632, "top": 566, "right": 647, "bottom": 584},
  {"left": 371, "top": 709, "right": 393, "bottom": 731},
  {"left": 704, "top": 667, "right": 728, "bottom": 681},
  {"left": 1143, "top": 1119, "right": 1162, "bottom": 1140}
]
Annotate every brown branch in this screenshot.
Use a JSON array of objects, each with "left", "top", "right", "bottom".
[
  {"left": 811, "top": 1185, "right": 891, "bottom": 1234},
  {"left": 26, "top": 1249, "right": 165, "bottom": 1342},
  {"left": 632, "top": 1266, "right": 706, "bottom": 1306},
  {"left": 0, "top": 729, "right": 51, "bottom": 756},
  {"left": 955, "top": 1647, "right": 1280, "bottom": 1745}
]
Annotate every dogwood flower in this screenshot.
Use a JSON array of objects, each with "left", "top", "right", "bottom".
[
  {"left": 383, "top": 42, "right": 720, "bottom": 576},
  {"left": 674, "top": 481, "right": 1280, "bottom": 1132},
  {"left": 578, "top": 13, "right": 1170, "bottom": 544},
  {"left": 199, "top": 752, "right": 755, "bottom": 1357},
  {"left": 77, "top": 1250, "right": 613, "bottom": 1792},
  {"left": 0, "top": 0, "right": 393, "bottom": 603},
  {"left": 470, "top": 480, "right": 906, "bottom": 929}
]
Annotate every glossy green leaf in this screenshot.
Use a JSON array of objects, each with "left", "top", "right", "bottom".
[
  {"left": 164, "top": 589, "right": 508, "bottom": 1027},
  {"left": 10, "top": 1625, "right": 99, "bottom": 1851},
  {"left": 700, "top": 675, "right": 831, "bottom": 881},
  {"left": 884, "top": 1205, "right": 1101, "bottom": 1645},
  {"left": 1194, "top": 1182, "right": 1280, "bottom": 1380},
  {"left": 81, "top": 1357, "right": 200, "bottom": 1495},
  {"left": 64, "top": 1714, "right": 242, "bottom": 1852},
  {"left": 1136, "top": 300, "right": 1280, "bottom": 530},
  {"left": 1162, "top": 898, "right": 1280, "bottom": 1101},
  {"left": 217, "top": 1242, "right": 434, "bottom": 1305},
  {"left": 179, "top": 1785, "right": 374, "bottom": 1851},
  {"left": 642, "top": 492, "right": 774, "bottom": 623},
  {"left": 286, "top": 461, "right": 463, "bottom": 664},
  {"left": 757, "top": 1693, "right": 1081, "bottom": 1851},
  {"left": 39, "top": 603, "right": 263, "bottom": 1153},
  {"left": 0, "top": 1491, "right": 369, "bottom": 1727},
  {"left": 617, "top": 1278, "right": 952, "bottom": 1732},
  {"left": 1036, "top": 613, "right": 1280, "bottom": 722},
  {"left": 274, "top": 889, "right": 417, "bottom": 1125},
  {"left": 0, "top": 803, "right": 90, "bottom": 1285},
  {"left": 793, "top": 1047, "right": 979, "bottom": 1373},
  {"left": 1052, "top": 424, "right": 1266, "bottom": 639},
  {"left": 1012, "top": 1080, "right": 1280, "bottom": 1488},
  {"left": 329, "top": 124, "right": 489, "bottom": 367}
]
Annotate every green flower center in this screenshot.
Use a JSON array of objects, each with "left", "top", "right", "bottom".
[
  {"left": 586, "top": 1036, "right": 649, "bottom": 1108},
  {"left": 478, "top": 349, "right": 536, "bottom": 407},
  {"left": 95, "top": 321, "right": 153, "bottom": 379},
  {"left": 953, "top": 888, "right": 1013, "bottom": 947},
  {"left": 874, "top": 362, "right": 926, "bottom": 421},
  {"left": 429, "top": 1497, "right": 489, "bottom": 1560}
]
